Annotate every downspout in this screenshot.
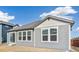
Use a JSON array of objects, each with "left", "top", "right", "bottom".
[
  {"left": 33, "top": 28, "right": 35, "bottom": 48},
  {"left": 69, "top": 25, "right": 71, "bottom": 50}
]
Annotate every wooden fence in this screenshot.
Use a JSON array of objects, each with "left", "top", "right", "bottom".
[{"left": 71, "top": 40, "right": 79, "bottom": 47}]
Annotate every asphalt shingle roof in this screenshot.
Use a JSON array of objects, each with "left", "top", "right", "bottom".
[{"left": 9, "top": 15, "right": 74, "bottom": 31}]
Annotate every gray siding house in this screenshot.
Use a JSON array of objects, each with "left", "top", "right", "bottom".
[
  {"left": 7, "top": 15, "right": 74, "bottom": 51},
  {"left": 0, "top": 21, "right": 14, "bottom": 44}
]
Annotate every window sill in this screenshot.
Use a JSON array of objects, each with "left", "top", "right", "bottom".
[
  {"left": 18, "top": 40, "right": 32, "bottom": 42},
  {"left": 41, "top": 41, "right": 58, "bottom": 43}
]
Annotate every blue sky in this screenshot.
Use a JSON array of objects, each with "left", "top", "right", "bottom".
[{"left": 0, "top": 6, "right": 78, "bottom": 38}]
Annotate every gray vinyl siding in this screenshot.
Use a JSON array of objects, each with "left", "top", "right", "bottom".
[
  {"left": 2, "top": 24, "right": 13, "bottom": 43},
  {"left": 0, "top": 25, "right": 2, "bottom": 44},
  {"left": 15, "top": 30, "right": 34, "bottom": 47},
  {"left": 7, "top": 25, "right": 69, "bottom": 51},
  {"left": 34, "top": 25, "right": 69, "bottom": 50},
  {"left": 0, "top": 24, "right": 13, "bottom": 44}
]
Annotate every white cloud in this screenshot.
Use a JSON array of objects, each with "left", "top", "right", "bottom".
[
  {"left": 76, "top": 27, "right": 79, "bottom": 31},
  {"left": 40, "top": 6, "right": 78, "bottom": 18},
  {"left": 0, "top": 11, "right": 15, "bottom": 22}
]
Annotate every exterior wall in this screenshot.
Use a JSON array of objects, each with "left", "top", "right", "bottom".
[
  {"left": 0, "top": 25, "right": 2, "bottom": 44},
  {"left": 35, "top": 19, "right": 70, "bottom": 50},
  {"left": 34, "top": 25, "right": 69, "bottom": 50},
  {"left": 8, "top": 30, "right": 34, "bottom": 47},
  {"left": 36, "top": 19, "right": 69, "bottom": 28},
  {"left": 16, "top": 30, "right": 34, "bottom": 47},
  {"left": 7, "top": 18, "right": 70, "bottom": 51},
  {"left": 2, "top": 24, "right": 13, "bottom": 43},
  {"left": 7, "top": 32, "right": 10, "bottom": 44}
]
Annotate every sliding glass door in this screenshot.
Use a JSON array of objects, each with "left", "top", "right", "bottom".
[{"left": 10, "top": 33, "right": 15, "bottom": 43}]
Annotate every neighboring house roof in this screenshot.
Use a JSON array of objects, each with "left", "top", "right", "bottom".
[
  {"left": 8, "top": 15, "right": 74, "bottom": 32},
  {"left": 0, "top": 21, "right": 15, "bottom": 26},
  {"left": 71, "top": 37, "right": 79, "bottom": 40}
]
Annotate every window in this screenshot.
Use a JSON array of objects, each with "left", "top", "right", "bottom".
[
  {"left": 50, "top": 29, "right": 57, "bottom": 41},
  {"left": 18, "top": 31, "right": 32, "bottom": 41},
  {"left": 41, "top": 27, "right": 58, "bottom": 42},
  {"left": 18, "top": 32, "right": 22, "bottom": 40},
  {"left": 27, "top": 31, "right": 31, "bottom": 41},
  {"left": 42, "top": 29, "right": 48, "bottom": 41},
  {"left": 23, "top": 31, "right": 26, "bottom": 40}
]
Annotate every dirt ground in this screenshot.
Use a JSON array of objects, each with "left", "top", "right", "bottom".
[
  {"left": 0, "top": 44, "right": 64, "bottom": 52},
  {"left": 71, "top": 46, "right": 79, "bottom": 52}
]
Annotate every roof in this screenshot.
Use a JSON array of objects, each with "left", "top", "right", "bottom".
[
  {"left": 8, "top": 15, "right": 74, "bottom": 32},
  {"left": 71, "top": 37, "right": 79, "bottom": 40},
  {"left": 0, "top": 21, "right": 15, "bottom": 26}
]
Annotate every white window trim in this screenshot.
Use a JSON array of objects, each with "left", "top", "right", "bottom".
[
  {"left": 18, "top": 30, "right": 32, "bottom": 42},
  {"left": 18, "top": 31, "right": 23, "bottom": 41},
  {"left": 22, "top": 31, "right": 27, "bottom": 41},
  {"left": 41, "top": 27, "right": 58, "bottom": 43},
  {"left": 41, "top": 28, "right": 49, "bottom": 42},
  {"left": 26, "top": 30, "right": 32, "bottom": 42}
]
